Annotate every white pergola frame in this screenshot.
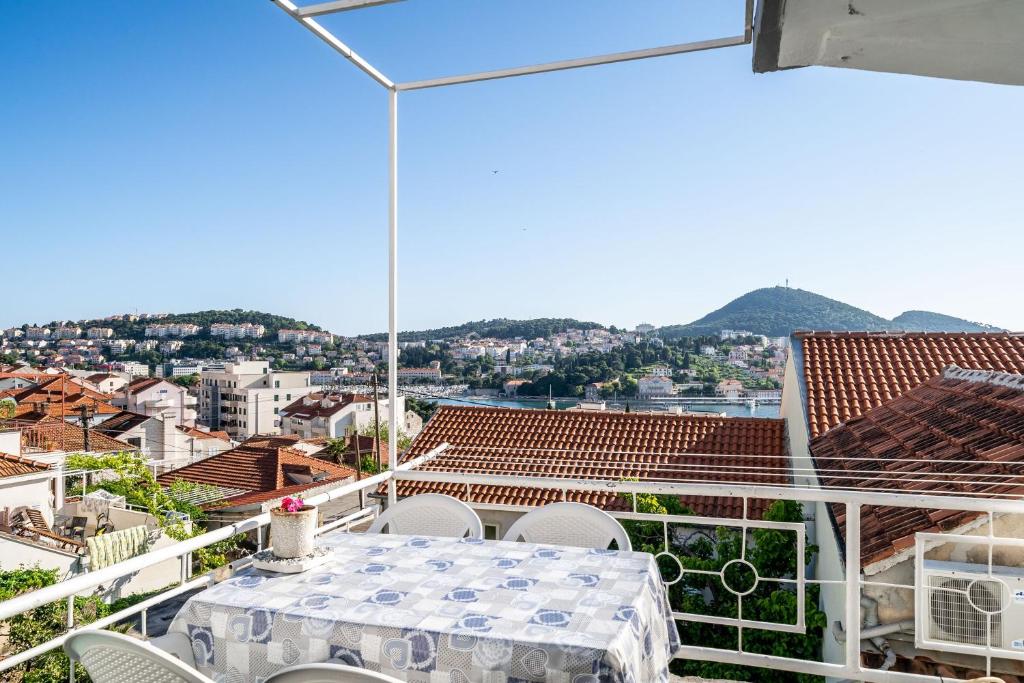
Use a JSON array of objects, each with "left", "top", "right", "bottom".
[{"left": 270, "top": 0, "right": 755, "bottom": 491}]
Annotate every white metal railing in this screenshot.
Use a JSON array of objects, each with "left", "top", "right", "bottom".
[
  {"left": 2, "top": 454, "right": 1022, "bottom": 683},
  {"left": 0, "top": 444, "right": 448, "bottom": 680}
]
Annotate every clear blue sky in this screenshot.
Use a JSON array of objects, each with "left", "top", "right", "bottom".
[{"left": 2, "top": 1, "right": 1022, "bottom": 335}]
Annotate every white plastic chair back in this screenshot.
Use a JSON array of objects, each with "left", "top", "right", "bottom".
[
  {"left": 266, "top": 662, "right": 403, "bottom": 682},
  {"left": 367, "top": 493, "right": 483, "bottom": 538},
  {"left": 64, "top": 630, "right": 213, "bottom": 683},
  {"left": 502, "top": 502, "right": 632, "bottom": 551}
]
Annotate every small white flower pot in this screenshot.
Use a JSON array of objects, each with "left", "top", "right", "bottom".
[{"left": 270, "top": 506, "right": 318, "bottom": 559}]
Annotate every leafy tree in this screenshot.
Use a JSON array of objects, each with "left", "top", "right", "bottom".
[
  {"left": 0, "top": 397, "right": 15, "bottom": 419},
  {"left": 170, "top": 373, "right": 199, "bottom": 388},
  {"left": 406, "top": 397, "right": 438, "bottom": 422},
  {"left": 359, "top": 422, "right": 412, "bottom": 451},
  {"left": 0, "top": 568, "right": 169, "bottom": 682}
]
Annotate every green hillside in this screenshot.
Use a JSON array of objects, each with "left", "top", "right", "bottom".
[
  {"left": 890, "top": 310, "right": 1004, "bottom": 333},
  {"left": 362, "top": 318, "right": 607, "bottom": 342},
  {"left": 659, "top": 288, "right": 1005, "bottom": 338},
  {"left": 659, "top": 287, "right": 891, "bottom": 338}
]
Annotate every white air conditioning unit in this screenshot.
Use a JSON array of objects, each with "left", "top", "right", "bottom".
[{"left": 918, "top": 560, "right": 1024, "bottom": 657}]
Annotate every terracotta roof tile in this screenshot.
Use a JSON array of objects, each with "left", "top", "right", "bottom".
[
  {"left": 11, "top": 415, "right": 133, "bottom": 453},
  {"left": 95, "top": 411, "right": 152, "bottom": 436},
  {"left": 0, "top": 452, "right": 51, "bottom": 478},
  {"left": 388, "top": 406, "right": 788, "bottom": 519},
  {"left": 127, "top": 377, "right": 165, "bottom": 395},
  {"left": 811, "top": 366, "right": 1024, "bottom": 565},
  {"left": 157, "top": 442, "right": 355, "bottom": 509},
  {"left": 279, "top": 392, "right": 372, "bottom": 420},
  {"left": 797, "top": 332, "right": 1024, "bottom": 438}
]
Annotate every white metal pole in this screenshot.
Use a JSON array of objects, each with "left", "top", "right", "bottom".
[
  {"left": 387, "top": 87, "right": 399, "bottom": 505},
  {"left": 844, "top": 502, "right": 861, "bottom": 676}
]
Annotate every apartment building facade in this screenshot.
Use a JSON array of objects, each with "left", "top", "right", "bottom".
[
  {"left": 199, "top": 361, "right": 318, "bottom": 440},
  {"left": 113, "top": 377, "right": 198, "bottom": 427}
]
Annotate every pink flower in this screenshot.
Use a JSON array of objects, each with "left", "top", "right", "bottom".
[{"left": 280, "top": 497, "right": 305, "bottom": 513}]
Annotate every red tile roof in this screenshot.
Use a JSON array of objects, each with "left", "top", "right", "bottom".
[
  {"left": 0, "top": 452, "right": 51, "bottom": 479},
  {"left": 796, "top": 332, "right": 1024, "bottom": 438},
  {"left": 279, "top": 392, "right": 372, "bottom": 420},
  {"left": 157, "top": 442, "right": 355, "bottom": 509},
  {"left": 0, "top": 375, "right": 118, "bottom": 418},
  {"left": 126, "top": 377, "right": 166, "bottom": 395},
  {"left": 389, "top": 406, "right": 789, "bottom": 519},
  {"left": 11, "top": 414, "right": 134, "bottom": 454},
  {"left": 810, "top": 366, "right": 1024, "bottom": 565}
]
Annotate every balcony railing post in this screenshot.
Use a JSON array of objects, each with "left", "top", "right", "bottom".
[
  {"left": 844, "top": 502, "right": 861, "bottom": 676},
  {"left": 66, "top": 595, "right": 74, "bottom": 683}
]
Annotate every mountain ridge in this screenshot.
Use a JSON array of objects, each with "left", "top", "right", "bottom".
[{"left": 657, "top": 287, "right": 1005, "bottom": 338}]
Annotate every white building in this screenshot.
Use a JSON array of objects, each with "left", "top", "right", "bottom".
[
  {"left": 397, "top": 366, "right": 442, "bottom": 382},
  {"left": 52, "top": 325, "right": 82, "bottom": 340},
  {"left": 209, "top": 323, "right": 266, "bottom": 339},
  {"left": 113, "top": 377, "right": 198, "bottom": 427},
  {"left": 158, "top": 340, "right": 183, "bottom": 354},
  {"left": 167, "top": 362, "right": 204, "bottom": 377},
  {"left": 99, "top": 411, "right": 232, "bottom": 468},
  {"left": 635, "top": 323, "right": 656, "bottom": 335},
  {"left": 277, "top": 329, "right": 334, "bottom": 344},
  {"left": 111, "top": 360, "right": 150, "bottom": 377},
  {"left": 715, "top": 379, "right": 745, "bottom": 399},
  {"left": 144, "top": 323, "right": 200, "bottom": 338},
  {"left": 25, "top": 327, "right": 51, "bottom": 340},
  {"left": 278, "top": 392, "right": 413, "bottom": 440},
  {"left": 199, "top": 361, "right": 319, "bottom": 440},
  {"left": 86, "top": 327, "right": 114, "bottom": 339},
  {"left": 85, "top": 372, "right": 128, "bottom": 395},
  {"left": 310, "top": 367, "right": 350, "bottom": 386},
  {"left": 107, "top": 339, "right": 133, "bottom": 355},
  {"left": 649, "top": 364, "right": 671, "bottom": 377},
  {"left": 637, "top": 375, "right": 674, "bottom": 398}
]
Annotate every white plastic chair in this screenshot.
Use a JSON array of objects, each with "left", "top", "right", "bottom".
[
  {"left": 367, "top": 493, "right": 483, "bottom": 539},
  {"left": 64, "top": 630, "right": 213, "bottom": 683},
  {"left": 266, "top": 662, "right": 403, "bottom": 682},
  {"left": 502, "top": 502, "right": 632, "bottom": 551}
]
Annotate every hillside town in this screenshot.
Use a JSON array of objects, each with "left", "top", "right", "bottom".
[{"left": 2, "top": 314, "right": 786, "bottom": 407}]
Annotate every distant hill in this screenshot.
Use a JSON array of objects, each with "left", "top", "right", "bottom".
[
  {"left": 659, "top": 287, "right": 890, "bottom": 338},
  {"left": 658, "top": 287, "right": 1004, "bottom": 338},
  {"left": 362, "top": 318, "right": 606, "bottom": 342},
  {"left": 890, "top": 310, "right": 1003, "bottom": 333}
]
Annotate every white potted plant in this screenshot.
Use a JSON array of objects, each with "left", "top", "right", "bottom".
[{"left": 270, "top": 496, "right": 317, "bottom": 559}]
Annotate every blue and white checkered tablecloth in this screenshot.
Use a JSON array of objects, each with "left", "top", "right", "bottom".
[{"left": 169, "top": 530, "right": 680, "bottom": 683}]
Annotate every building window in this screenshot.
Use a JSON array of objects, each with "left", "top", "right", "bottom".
[
  {"left": 274, "top": 408, "right": 279, "bottom": 415},
  {"left": 274, "top": 394, "right": 279, "bottom": 402},
  {"left": 483, "top": 523, "right": 500, "bottom": 541},
  {"left": 275, "top": 380, "right": 280, "bottom": 388}
]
